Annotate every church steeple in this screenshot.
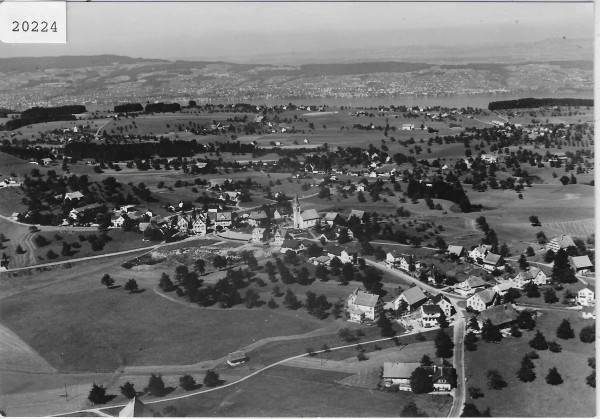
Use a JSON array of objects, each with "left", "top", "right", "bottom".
[{"left": 293, "top": 194, "right": 301, "bottom": 228}]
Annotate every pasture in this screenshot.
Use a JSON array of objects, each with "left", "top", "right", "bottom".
[{"left": 464, "top": 311, "right": 595, "bottom": 417}]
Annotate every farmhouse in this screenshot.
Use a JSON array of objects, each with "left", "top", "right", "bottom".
[
  {"left": 247, "top": 210, "right": 268, "bottom": 227},
  {"left": 383, "top": 363, "right": 455, "bottom": 392},
  {"left": 546, "top": 235, "right": 576, "bottom": 252},
  {"left": 69, "top": 203, "right": 103, "bottom": 221},
  {"left": 395, "top": 286, "right": 428, "bottom": 311},
  {"left": 322, "top": 212, "right": 342, "bottom": 226},
  {"left": 401, "top": 123, "right": 415, "bottom": 131},
  {"left": 581, "top": 306, "right": 596, "bottom": 320},
  {"left": 227, "top": 350, "right": 248, "bottom": 366},
  {"left": 324, "top": 243, "right": 356, "bottom": 264},
  {"left": 456, "top": 276, "right": 487, "bottom": 294},
  {"left": 467, "top": 289, "right": 498, "bottom": 312},
  {"left": 570, "top": 255, "right": 593, "bottom": 273},
  {"left": 208, "top": 211, "right": 232, "bottom": 228},
  {"left": 576, "top": 285, "right": 595, "bottom": 307},
  {"left": 492, "top": 281, "right": 515, "bottom": 296},
  {"left": 482, "top": 252, "right": 504, "bottom": 271},
  {"left": 280, "top": 239, "right": 306, "bottom": 254},
  {"left": 476, "top": 304, "right": 519, "bottom": 329},
  {"left": 190, "top": 214, "right": 207, "bottom": 235},
  {"left": 347, "top": 288, "right": 383, "bottom": 322},
  {"left": 510, "top": 267, "right": 548, "bottom": 288},
  {"left": 272, "top": 228, "right": 290, "bottom": 246},
  {"left": 347, "top": 209, "right": 368, "bottom": 224},
  {"left": 386, "top": 250, "right": 404, "bottom": 266},
  {"left": 447, "top": 245, "right": 465, "bottom": 258},
  {"left": 64, "top": 191, "right": 84, "bottom": 201},
  {"left": 421, "top": 304, "right": 443, "bottom": 328}
]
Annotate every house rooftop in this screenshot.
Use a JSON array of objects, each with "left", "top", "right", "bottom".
[
  {"left": 421, "top": 304, "right": 443, "bottom": 315},
  {"left": 382, "top": 362, "right": 421, "bottom": 378},
  {"left": 476, "top": 304, "right": 519, "bottom": 326},
  {"left": 571, "top": 255, "right": 593, "bottom": 269},
  {"left": 301, "top": 208, "right": 320, "bottom": 220},
  {"left": 473, "top": 289, "right": 497, "bottom": 304},
  {"left": 401, "top": 286, "right": 428, "bottom": 305},
  {"left": 551, "top": 235, "right": 576, "bottom": 249},
  {"left": 354, "top": 290, "right": 380, "bottom": 307}
]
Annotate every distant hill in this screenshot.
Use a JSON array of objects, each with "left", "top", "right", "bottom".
[{"left": 0, "top": 55, "right": 167, "bottom": 73}]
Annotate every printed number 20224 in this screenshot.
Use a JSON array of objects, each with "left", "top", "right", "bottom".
[{"left": 12, "top": 21, "right": 58, "bottom": 33}]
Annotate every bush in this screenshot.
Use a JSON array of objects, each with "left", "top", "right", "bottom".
[
  {"left": 33, "top": 235, "right": 50, "bottom": 247},
  {"left": 580, "top": 326, "right": 595, "bottom": 343},
  {"left": 468, "top": 386, "right": 484, "bottom": 399},
  {"left": 46, "top": 249, "right": 58, "bottom": 259},
  {"left": 548, "top": 341, "right": 562, "bottom": 353},
  {"left": 486, "top": 369, "right": 507, "bottom": 390}
]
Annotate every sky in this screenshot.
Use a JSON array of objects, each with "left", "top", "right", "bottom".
[{"left": 0, "top": 1, "right": 593, "bottom": 62}]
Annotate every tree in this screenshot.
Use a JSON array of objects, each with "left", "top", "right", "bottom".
[
  {"left": 465, "top": 331, "right": 479, "bottom": 351},
  {"left": 15, "top": 244, "right": 25, "bottom": 254},
  {"left": 525, "top": 246, "right": 535, "bottom": 257},
  {"left": 124, "top": 278, "right": 139, "bottom": 293},
  {"left": 543, "top": 249, "right": 555, "bottom": 263},
  {"left": 400, "top": 400, "right": 425, "bottom": 417},
  {"left": 120, "top": 381, "right": 136, "bottom": 399},
  {"left": 438, "top": 312, "right": 449, "bottom": 328},
  {"left": 548, "top": 341, "right": 562, "bottom": 353},
  {"left": 420, "top": 354, "right": 433, "bottom": 366},
  {"left": 502, "top": 288, "right": 521, "bottom": 304},
  {"left": 377, "top": 313, "right": 395, "bottom": 337},
  {"left": 551, "top": 248, "right": 577, "bottom": 283},
  {"left": 481, "top": 319, "right": 502, "bottom": 343},
  {"left": 556, "top": 319, "right": 575, "bottom": 339},
  {"left": 283, "top": 289, "right": 300, "bottom": 310},
  {"left": 213, "top": 254, "right": 227, "bottom": 271},
  {"left": 518, "top": 254, "right": 529, "bottom": 270},
  {"left": 315, "top": 264, "right": 329, "bottom": 281},
  {"left": 529, "top": 330, "right": 549, "bottom": 350},
  {"left": 435, "top": 329, "right": 454, "bottom": 358},
  {"left": 580, "top": 325, "right": 595, "bottom": 343},
  {"left": 461, "top": 403, "right": 481, "bottom": 417},
  {"left": 159, "top": 272, "right": 174, "bottom": 291},
  {"left": 510, "top": 324, "right": 522, "bottom": 337},
  {"left": 410, "top": 367, "right": 434, "bottom": 394},
  {"left": 468, "top": 316, "right": 480, "bottom": 331},
  {"left": 179, "top": 374, "right": 197, "bottom": 391},
  {"left": 194, "top": 259, "right": 206, "bottom": 275},
  {"left": 486, "top": 369, "right": 507, "bottom": 390},
  {"left": 517, "top": 364, "right": 536, "bottom": 382},
  {"left": 203, "top": 370, "right": 220, "bottom": 387},
  {"left": 341, "top": 263, "right": 355, "bottom": 284},
  {"left": 517, "top": 310, "right": 536, "bottom": 330},
  {"left": 145, "top": 374, "right": 165, "bottom": 396},
  {"left": 468, "top": 386, "right": 485, "bottom": 399},
  {"left": 174, "top": 265, "right": 189, "bottom": 285},
  {"left": 523, "top": 282, "right": 540, "bottom": 298},
  {"left": 545, "top": 367, "right": 563, "bottom": 385},
  {"left": 245, "top": 289, "right": 260, "bottom": 308},
  {"left": 586, "top": 371, "right": 596, "bottom": 388},
  {"left": 529, "top": 215, "right": 541, "bottom": 226},
  {"left": 338, "top": 328, "right": 354, "bottom": 342},
  {"left": 61, "top": 242, "right": 72, "bottom": 256},
  {"left": 101, "top": 273, "right": 114, "bottom": 289},
  {"left": 88, "top": 383, "right": 107, "bottom": 404},
  {"left": 46, "top": 249, "right": 58, "bottom": 259}
]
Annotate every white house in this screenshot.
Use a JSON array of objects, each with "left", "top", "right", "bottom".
[
  {"left": 469, "top": 245, "right": 492, "bottom": 261},
  {"left": 467, "top": 289, "right": 498, "bottom": 312},
  {"left": 191, "top": 215, "right": 207, "bottom": 235},
  {"left": 456, "top": 276, "right": 487, "bottom": 294},
  {"left": 482, "top": 252, "right": 504, "bottom": 271},
  {"left": 401, "top": 124, "right": 415, "bottom": 131},
  {"left": 430, "top": 294, "right": 455, "bottom": 318},
  {"left": 510, "top": 267, "right": 548, "bottom": 289},
  {"left": 64, "top": 191, "right": 84, "bottom": 202},
  {"left": 576, "top": 286, "right": 595, "bottom": 307},
  {"left": 476, "top": 304, "right": 519, "bottom": 329},
  {"left": 347, "top": 288, "right": 383, "bottom": 322},
  {"left": 252, "top": 228, "right": 266, "bottom": 243},
  {"left": 421, "top": 304, "right": 443, "bottom": 328},
  {"left": 581, "top": 306, "right": 596, "bottom": 320}
]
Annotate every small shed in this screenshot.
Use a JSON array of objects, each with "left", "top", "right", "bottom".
[{"left": 227, "top": 351, "right": 248, "bottom": 366}]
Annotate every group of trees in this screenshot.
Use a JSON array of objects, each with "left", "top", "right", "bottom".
[{"left": 89, "top": 370, "right": 220, "bottom": 405}]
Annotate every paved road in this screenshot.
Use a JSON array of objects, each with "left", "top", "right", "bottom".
[{"left": 447, "top": 300, "right": 466, "bottom": 418}]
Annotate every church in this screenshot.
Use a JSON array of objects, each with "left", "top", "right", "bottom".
[{"left": 292, "top": 195, "right": 320, "bottom": 229}]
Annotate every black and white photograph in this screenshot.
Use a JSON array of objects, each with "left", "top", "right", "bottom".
[{"left": 0, "top": 1, "right": 595, "bottom": 417}]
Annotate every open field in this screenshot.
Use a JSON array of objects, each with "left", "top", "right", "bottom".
[
  {"left": 464, "top": 311, "right": 595, "bottom": 417},
  {"left": 128, "top": 365, "right": 452, "bottom": 417},
  {"left": 0, "top": 263, "right": 322, "bottom": 372}
]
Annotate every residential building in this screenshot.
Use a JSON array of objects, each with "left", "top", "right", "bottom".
[
  {"left": 322, "top": 212, "right": 342, "bottom": 226},
  {"left": 469, "top": 245, "right": 492, "bottom": 261},
  {"left": 119, "top": 398, "right": 154, "bottom": 417},
  {"left": 467, "top": 289, "right": 498, "bottom": 312},
  {"left": 347, "top": 288, "right": 383, "bottom": 322},
  {"left": 430, "top": 294, "right": 455, "bottom": 318},
  {"left": 476, "top": 304, "right": 519, "bottom": 329},
  {"left": 447, "top": 245, "right": 465, "bottom": 258},
  {"left": 576, "top": 285, "right": 595, "bottom": 307},
  {"left": 570, "top": 255, "right": 594, "bottom": 273},
  {"left": 581, "top": 306, "right": 596, "bottom": 320},
  {"left": 482, "top": 252, "right": 504, "bottom": 271},
  {"left": 383, "top": 363, "right": 455, "bottom": 392},
  {"left": 252, "top": 228, "right": 266, "bottom": 243},
  {"left": 546, "top": 235, "right": 576, "bottom": 252},
  {"left": 395, "top": 286, "right": 428, "bottom": 311},
  {"left": 510, "top": 267, "right": 548, "bottom": 289},
  {"left": 227, "top": 351, "right": 248, "bottom": 366},
  {"left": 456, "top": 276, "right": 487, "bottom": 294},
  {"left": 421, "top": 304, "right": 443, "bottom": 328}
]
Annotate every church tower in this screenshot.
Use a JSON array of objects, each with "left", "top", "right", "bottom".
[{"left": 293, "top": 194, "right": 301, "bottom": 229}]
